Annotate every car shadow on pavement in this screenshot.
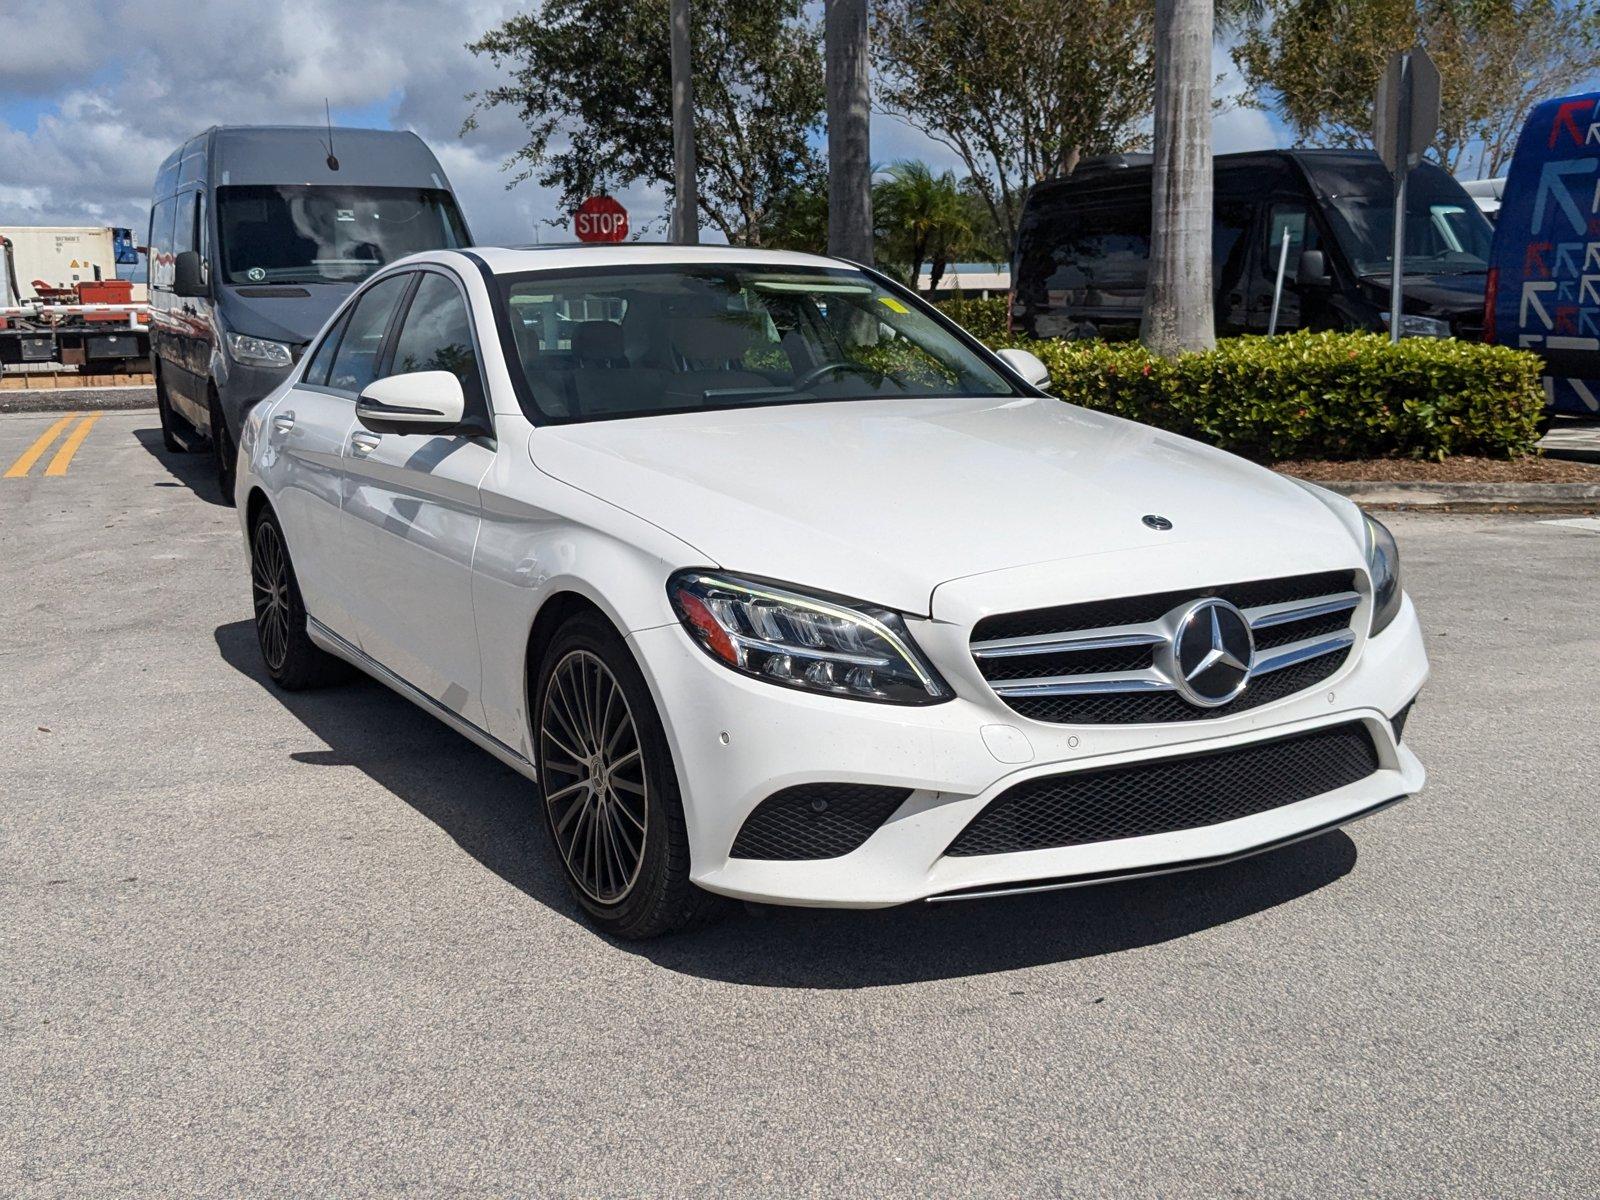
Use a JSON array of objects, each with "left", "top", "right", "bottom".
[
  {"left": 216, "top": 617, "right": 1359, "bottom": 989},
  {"left": 133, "top": 426, "right": 231, "bottom": 506}
]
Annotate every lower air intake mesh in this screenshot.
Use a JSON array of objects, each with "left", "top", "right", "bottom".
[
  {"left": 730, "top": 783, "right": 913, "bottom": 860},
  {"left": 946, "top": 721, "right": 1379, "bottom": 857}
]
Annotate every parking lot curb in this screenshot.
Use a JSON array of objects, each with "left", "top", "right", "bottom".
[
  {"left": 0, "top": 387, "right": 156, "bottom": 414},
  {"left": 1292, "top": 478, "right": 1600, "bottom": 512}
]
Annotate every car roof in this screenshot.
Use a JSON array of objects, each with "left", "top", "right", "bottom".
[{"left": 462, "top": 243, "right": 852, "bottom": 276}]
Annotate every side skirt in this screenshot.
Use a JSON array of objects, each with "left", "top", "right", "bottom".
[{"left": 306, "top": 616, "right": 538, "bottom": 783}]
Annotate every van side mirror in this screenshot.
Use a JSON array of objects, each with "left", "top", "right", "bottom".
[
  {"left": 1296, "top": 249, "right": 1331, "bottom": 289},
  {"left": 356, "top": 371, "right": 467, "bottom": 435},
  {"left": 994, "top": 347, "right": 1052, "bottom": 389},
  {"left": 172, "top": 250, "right": 206, "bottom": 297}
]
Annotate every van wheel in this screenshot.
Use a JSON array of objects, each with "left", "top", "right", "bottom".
[
  {"left": 249, "top": 506, "right": 349, "bottom": 691},
  {"left": 209, "top": 387, "right": 237, "bottom": 505},
  {"left": 154, "top": 365, "right": 192, "bottom": 453},
  {"left": 532, "top": 612, "right": 725, "bottom": 939}
]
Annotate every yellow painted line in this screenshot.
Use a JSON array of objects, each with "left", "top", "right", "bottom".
[
  {"left": 45, "top": 413, "right": 103, "bottom": 476},
  {"left": 3, "top": 415, "right": 77, "bottom": 478}
]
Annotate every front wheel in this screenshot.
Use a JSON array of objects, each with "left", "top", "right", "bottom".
[
  {"left": 209, "top": 388, "right": 237, "bottom": 505},
  {"left": 153, "top": 364, "right": 193, "bottom": 453},
  {"left": 533, "top": 613, "right": 723, "bottom": 938}
]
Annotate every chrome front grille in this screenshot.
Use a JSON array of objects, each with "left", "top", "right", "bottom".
[{"left": 971, "top": 571, "right": 1362, "bottom": 725}]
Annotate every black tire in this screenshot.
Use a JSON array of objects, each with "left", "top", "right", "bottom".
[
  {"left": 153, "top": 364, "right": 191, "bottom": 453},
  {"left": 533, "top": 612, "right": 724, "bottom": 938},
  {"left": 249, "top": 506, "right": 349, "bottom": 691},
  {"left": 209, "top": 387, "right": 237, "bottom": 505}
]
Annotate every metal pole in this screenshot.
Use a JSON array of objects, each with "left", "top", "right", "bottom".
[
  {"left": 1267, "top": 225, "right": 1291, "bottom": 336},
  {"left": 669, "top": 0, "right": 698, "bottom": 244},
  {"left": 825, "top": 0, "right": 873, "bottom": 264},
  {"left": 1389, "top": 53, "right": 1411, "bottom": 343}
]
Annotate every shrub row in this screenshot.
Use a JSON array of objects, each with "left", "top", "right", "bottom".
[{"left": 930, "top": 295, "right": 1546, "bottom": 461}]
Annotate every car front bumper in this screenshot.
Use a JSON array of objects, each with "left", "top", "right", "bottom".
[{"left": 628, "top": 594, "right": 1429, "bottom": 908}]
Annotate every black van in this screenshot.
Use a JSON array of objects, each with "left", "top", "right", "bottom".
[
  {"left": 148, "top": 125, "right": 471, "bottom": 497},
  {"left": 1012, "top": 149, "right": 1492, "bottom": 343}
]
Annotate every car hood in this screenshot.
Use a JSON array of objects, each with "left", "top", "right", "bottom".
[
  {"left": 530, "top": 395, "right": 1360, "bottom": 617},
  {"left": 219, "top": 282, "right": 355, "bottom": 345},
  {"left": 1358, "top": 272, "right": 1487, "bottom": 319}
]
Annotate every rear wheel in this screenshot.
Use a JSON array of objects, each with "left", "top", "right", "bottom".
[
  {"left": 250, "top": 506, "right": 348, "bottom": 691},
  {"left": 533, "top": 613, "right": 722, "bottom": 938},
  {"left": 209, "top": 387, "right": 237, "bottom": 505}
]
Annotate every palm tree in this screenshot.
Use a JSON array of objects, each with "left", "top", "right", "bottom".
[
  {"left": 1141, "top": 0, "right": 1216, "bottom": 357},
  {"left": 875, "top": 161, "right": 975, "bottom": 294}
]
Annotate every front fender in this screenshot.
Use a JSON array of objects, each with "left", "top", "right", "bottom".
[{"left": 472, "top": 419, "right": 715, "bottom": 753}]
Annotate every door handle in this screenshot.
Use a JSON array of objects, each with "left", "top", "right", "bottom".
[
  {"left": 272, "top": 412, "right": 295, "bottom": 434},
  {"left": 350, "top": 432, "right": 381, "bottom": 457}
]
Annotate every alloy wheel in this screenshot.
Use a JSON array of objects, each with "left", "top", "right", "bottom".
[
  {"left": 539, "top": 649, "right": 649, "bottom": 904},
  {"left": 251, "top": 520, "right": 292, "bottom": 672}
]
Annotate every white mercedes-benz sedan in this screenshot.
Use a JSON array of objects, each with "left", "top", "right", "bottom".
[{"left": 235, "top": 245, "right": 1427, "bottom": 937}]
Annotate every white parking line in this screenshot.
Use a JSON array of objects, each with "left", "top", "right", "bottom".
[{"left": 1539, "top": 517, "right": 1600, "bottom": 533}]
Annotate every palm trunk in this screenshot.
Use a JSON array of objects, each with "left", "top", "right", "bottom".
[
  {"left": 1141, "top": 0, "right": 1215, "bottom": 357},
  {"left": 825, "top": 0, "right": 873, "bottom": 265}
]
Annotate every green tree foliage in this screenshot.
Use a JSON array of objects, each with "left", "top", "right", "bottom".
[
  {"left": 872, "top": 0, "right": 1156, "bottom": 248},
  {"left": 1234, "top": 0, "right": 1600, "bottom": 176},
  {"left": 762, "top": 162, "right": 1009, "bottom": 288},
  {"left": 465, "top": 0, "right": 824, "bottom": 243}
]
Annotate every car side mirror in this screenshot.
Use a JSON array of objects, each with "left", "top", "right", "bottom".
[
  {"left": 994, "top": 347, "right": 1052, "bottom": 389},
  {"left": 356, "top": 371, "right": 467, "bottom": 435},
  {"left": 1296, "top": 249, "right": 1331, "bottom": 289},
  {"left": 172, "top": 250, "right": 206, "bottom": 297}
]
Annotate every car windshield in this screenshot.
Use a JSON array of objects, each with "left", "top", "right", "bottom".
[
  {"left": 216, "top": 185, "right": 469, "bottom": 285},
  {"left": 500, "top": 265, "right": 1018, "bottom": 422},
  {"left": 1303, "top": 159, "right": 1493, "bottom": 276}
]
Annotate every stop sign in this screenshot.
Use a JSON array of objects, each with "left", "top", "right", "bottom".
[{"left": 574, "top": 195, "right": 629, "bottom": 243}]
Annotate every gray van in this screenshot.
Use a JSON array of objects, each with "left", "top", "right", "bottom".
[{"left": 147, "top": 125, "right": 472, "bottom": 497}]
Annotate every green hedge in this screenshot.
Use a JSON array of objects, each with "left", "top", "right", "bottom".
[
  {"left": 934, "top": 295, "right": 1011, "bottom": 344},
  {"left": 933, "top": 316, "right": 1544, "bottom": 460}
]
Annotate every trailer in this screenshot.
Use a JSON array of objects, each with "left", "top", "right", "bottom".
[{"left": 1, "top": 226, "right": 150, "bottom": 372}]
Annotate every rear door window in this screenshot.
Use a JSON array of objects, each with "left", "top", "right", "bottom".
[
  {"left": 326, "top": 274, "right": 411, "bottom": 395},
  {"left": 302, "top": 311, "right": 350, "bottom": 388}
]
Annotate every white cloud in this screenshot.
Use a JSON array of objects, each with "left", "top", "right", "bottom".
[{"left": 2, "top": 7, "right": 1288, "bottom": 248}]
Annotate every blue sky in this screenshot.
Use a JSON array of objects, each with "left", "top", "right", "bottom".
[{"left": 0, "top": 2, "right": 1288, "bottom": 249}]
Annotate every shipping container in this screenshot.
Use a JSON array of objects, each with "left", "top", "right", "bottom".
[{"left": 0, "top": 225, "right": 138, "bottom": 299}]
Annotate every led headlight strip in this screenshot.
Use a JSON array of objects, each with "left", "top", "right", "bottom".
[{"left": 668, "top": 570, "right": 952, "bottom": 705}]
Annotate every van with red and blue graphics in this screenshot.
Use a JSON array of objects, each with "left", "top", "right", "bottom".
[{"left": 1486, "top": 91, "right": 1600, "bottom": 415}]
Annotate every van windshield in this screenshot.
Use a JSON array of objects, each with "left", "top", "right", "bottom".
[
  {"left": 216, "top": 186, "right": 469, "bottom": 285},
  {"left": 1303, "top": 159, "right": 1493, "bottom": 276},
  {"left": 501, "top": 264, "right": 1018, "bottom": 423}
]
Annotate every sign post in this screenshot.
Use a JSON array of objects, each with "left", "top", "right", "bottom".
[
  {"left": 574, "top": 196, "right": 629, "bottom": 244},
  {"left": 1374, "top": 47, "right": 1441, "bottom": 342}
]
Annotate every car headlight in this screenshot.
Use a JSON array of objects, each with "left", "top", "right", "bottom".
[
  {"left": 668, "top": 571, "right": 952, "bottom": 705},
  {"left": 1380, "top": 312, "right": 1452, "bottom": 339},
  {"left": 225, "top": 331, "right": 294, "bottom": 368},
  {"left": 1364, "top": 515, "right": 1403, "bottom": 635}
]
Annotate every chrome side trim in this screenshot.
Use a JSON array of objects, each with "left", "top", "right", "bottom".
[
  {"left": 925, "top": 793, "right": 1409, "bottom": 903},
  {"left": 305, "top": 616, "right": 536, "bottom": 778},
  {"left": 971, "top": 624, "right": 1166, "bottom": 659},
  {"left": 1249, "top": 630, "right": 1356, "bottom": 677},
  {"left": 1245, "top": 591, "right": 1361, "bottom": 630},
  {"left": 990, "top": 671, "right": 1173, "bottom": 699}
]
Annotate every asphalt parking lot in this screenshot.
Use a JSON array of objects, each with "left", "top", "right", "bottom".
[{"left": 3, "top": 409, "right": 1598, "bottom": 1198}]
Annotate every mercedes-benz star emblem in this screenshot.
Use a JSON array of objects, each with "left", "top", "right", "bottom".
[
  {"left": 1142, "top": 514, "right": 1173, "bottom": 531},
  {"left": 1164, "top": 598, "right": 1255, "bottom": 707}
]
